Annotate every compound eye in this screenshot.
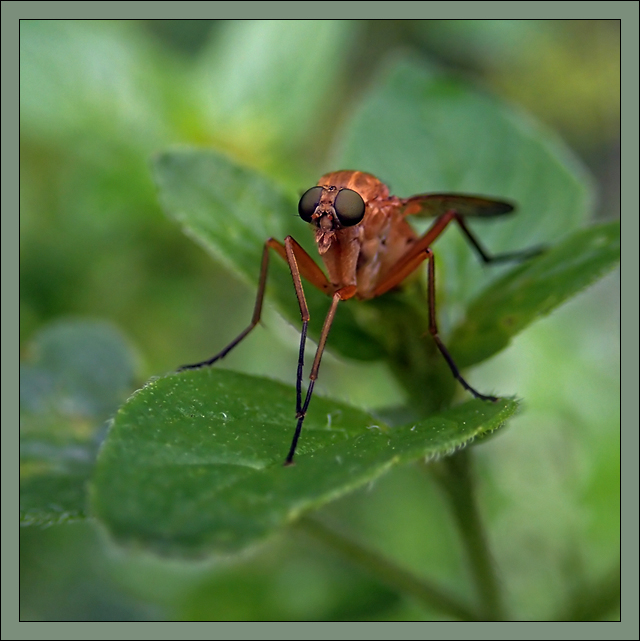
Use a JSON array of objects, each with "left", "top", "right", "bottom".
[
  {"left": 334, "top": 188, "right": 366, "bottom": 226},
  {"left": 298, "top": 186, "right": 323, "bottom": 222}
]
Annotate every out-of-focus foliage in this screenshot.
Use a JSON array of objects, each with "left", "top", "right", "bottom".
[
  {"left": 20, "top": 320, "right": 137, "bottom": 526},
  {"left": 20, "top": 20, "right": 619, "bottom": 621}
]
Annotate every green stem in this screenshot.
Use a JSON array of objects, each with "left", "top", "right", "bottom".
[
  {"left": 294, "top": 515, "right": 481, "bottom": 621},
  {"left": 429, "top": 448, "right": 506, "bottom": 621}
]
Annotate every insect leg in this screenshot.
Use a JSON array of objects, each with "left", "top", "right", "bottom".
[
  {"left": 372, "top": 239, "right": 497, "bottom": 402},
  {"left": 281, "top": 237, "right": 335, "bottom": 415},
  {"left": 283, "top": 237, "right": 313, "bottom": 416},
  {"left": 178, "top": 237, "right": 331, "bottom": 371},
  {"left": 453, "top": 214, "right": 544, "bottom": 264},
  {"left": 374, "top": 207, "right": 541, "bottom": 300},
  {"left": 424, "top": 248, "right": 497, "bottom": 402},
  {"left": 285, "top": 290, "right": 344, "bottom": 466},
  {"left": 277, "top": 237, "right": 343, "bottom": 465},
  {"left": 401, "top": 193, "right": 544, "bottom": 262},
  {"left": 178, "top": 239, "right": 274, "bottom": 370},
  {"left": 373, "top": 211, "right": 460, "bottom": 297}
]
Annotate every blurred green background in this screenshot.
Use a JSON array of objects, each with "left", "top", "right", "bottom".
[{"left": 20, "top": 20, "right": 619, "bottom": 621}]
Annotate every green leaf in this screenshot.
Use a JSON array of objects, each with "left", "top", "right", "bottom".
[
  {"left": 450, "top": 221, "right": 620, "bottom": 368},
  {"left": 140, "top": 59, "right": 608, "bottom": 557},
  {"left": 154, "top": 58, "right": 595, "bottom": 371},
  {"left": 90, "top": 369, "right": 518, "bottom": 556},
  {"left": 20, "top": 319, "right": 138, "bottom": 526},
  {"left": 335, "top": 58, "right": 594, "bottom": 314}
]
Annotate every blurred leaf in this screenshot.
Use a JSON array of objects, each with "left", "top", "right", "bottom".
[
  {"left": 193, "top": 20, "right": 355, "bottom": 156},
  {"left": 450, "top": 221, "right": 620, "bottom": 367},
  {"left": 335, "top": 58, "right": 594, "bottom": 314},
  {"left": 413, "top": 20, "right": 549, "bottom": 67},
  {"left": 20, "top": 319, "right": 138, "bottom": 422},
  {"left": 20, "top": 521, "right": 162, "bottom": 621},
  {"left": 90, "top": 368, "right": 518, "bottom": 556},
  {"left": 20, "top": 435, "right": 95, "bottom": 526},
  {"left": 20, "top": 320, "right": 138, "bottom": 526}
]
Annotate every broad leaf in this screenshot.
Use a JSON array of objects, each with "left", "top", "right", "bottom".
[
  {"left": 154, "top": 58, "right": 595, "bottom": 369},
  {"left": 134, "top": 58, "right": 611, "bottom": 557},
  {"left": 90, "top": 369, "right": 518, "bottom": 556},
  {"left": 451, "top": 221, "right": 621, "bottom": 367},
  {"left": 335, "top": 58, "right": 594, "bottom": 315}
]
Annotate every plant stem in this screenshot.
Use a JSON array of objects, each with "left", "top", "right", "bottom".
[
  {"left": 294, "top": 515, "right": 481, "bottom": 621},
  {"left": 429, "top": 448, "right": 506, "bottom": 621}
]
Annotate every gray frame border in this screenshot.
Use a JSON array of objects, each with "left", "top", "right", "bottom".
[{"left": 5, "top": 2, "right": 635, "bottom": 639}]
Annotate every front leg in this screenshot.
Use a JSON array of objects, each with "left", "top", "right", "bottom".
[{"left": 179, "top": 237, "right": 332, "bottom": 371}]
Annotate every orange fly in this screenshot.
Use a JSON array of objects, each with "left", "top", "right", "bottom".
[{"left": 180, "top": 171, "right": 541, "bottom": 465}]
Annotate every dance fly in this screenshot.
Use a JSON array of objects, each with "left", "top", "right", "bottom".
[{"left": 180, "top": 170, "right": 540, "bottom": 465}]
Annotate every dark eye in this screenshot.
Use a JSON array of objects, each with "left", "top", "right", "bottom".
[
  {"left": 334, "top": 188, "right": 365, "bottom": 226},
  {"left": 298, "top": 186, "right": 323, "bottom": 222}
]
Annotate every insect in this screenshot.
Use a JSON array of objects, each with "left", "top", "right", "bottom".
[{"left": 180, "top": 170, "right": 541, "bottom": 465}]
